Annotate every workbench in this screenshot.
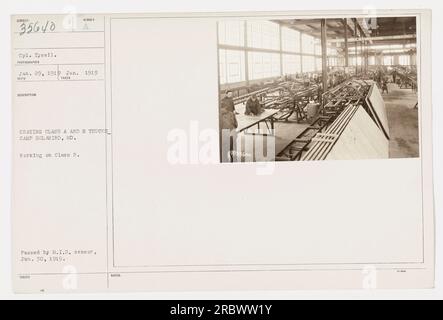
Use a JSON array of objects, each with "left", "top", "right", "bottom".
[
  {"left": 225, "top": 105, "right": 279, "bottom": 162},
  {"left": 235, "top": 104, "right": 279, "bottom": 135}
]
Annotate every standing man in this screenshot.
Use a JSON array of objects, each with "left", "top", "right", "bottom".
[
  {"left": 220, "top": 93, "right": 238, "bottom": 162},
  {"left": 392, "top": 69, "right": 398, "bottom": 84},
  {"left": 376, "top": 68, "right": 383, "bottom": 88},
  {"left": 221, "top": 90, "right": 237, "bottom": 114},
  {"left": 381, "top": 79, "right": 389, "bottom": 94}
]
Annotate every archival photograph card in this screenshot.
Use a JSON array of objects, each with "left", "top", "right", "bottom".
[{"left": 11, "top": 10, "right": 434, "bottom": 293}]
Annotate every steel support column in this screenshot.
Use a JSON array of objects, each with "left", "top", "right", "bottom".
[
  {"left": 344, "top": 18, "right": 349, "bottom": 67},
  {"left": 321, "top": 19, "right": 328, "bottom": 92}
]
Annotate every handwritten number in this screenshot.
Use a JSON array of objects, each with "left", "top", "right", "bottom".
[
  {"left": 19, "top": 23, "right": 26, "bottom": 36},
  {"left": 41, "top": 21, "right": 48, "bottom": 33},
  {"left": 19, "top": 21, "right": 56, "bottom": 36}
]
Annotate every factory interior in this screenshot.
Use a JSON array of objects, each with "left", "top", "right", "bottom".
[{"left": 218, "top": 17, "right": 418, "bottom": 162}]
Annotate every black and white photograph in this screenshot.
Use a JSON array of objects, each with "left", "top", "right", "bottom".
[{"left": 218, "top": 17, "right": 419, "bottom": 162}]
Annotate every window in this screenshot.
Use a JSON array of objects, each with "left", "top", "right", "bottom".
[
  {"left": 316, "top": 57, "right": 323, "bottom": 71},
  {"left": 247, "top": 21, "right": 280, "bottom": 50},
  {"left": 281, "top": 27, "right": 301, "bottom": 53},
  {"left": 302, "top": 34, "right": 315, "bottom": 55},
  {"left": 314, "top": 39, "right": 322, "bottom": 56},
  {"left": 327, "top": 47, "right": 338, "bottom": 56},
  {"left": 350, "top": 56, "right": 362, "bottom": 66},
  {"left": 399, "top": 55, "right": 410, "bottom": 66},
  {"left": 302, "top": 55, "right": 316, "bottom": 72},
  {"left": 370, "top": 44, "right": 404, "bottom": 51},
  {"left": 219, "top": 49, "right": 246, "bottom": 84},
  {"left": 282, "top": 54, "right": 301, "bottom": 75},
  {"left": 368, "top": 55, "right": 376, "bottom": 66},
  {"left": 248, "top": 52, "right": 280, "bottom": 80},
  {"left": 328, "top": 57, "right": 337, "bottom": 67},
  {"left": 218, "top": 21, "right": 245, "bottom": 46},
  {"left": 383, "top": 55, "right": 394, "bottom": 66}
]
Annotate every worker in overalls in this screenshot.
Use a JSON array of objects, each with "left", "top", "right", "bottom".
[{"left": 244, "top": 94, "right": 262, "bottom": 116}]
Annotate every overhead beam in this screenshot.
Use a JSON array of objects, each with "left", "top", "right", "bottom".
[
  {"left": 305, "top": 24, "right": 320, "bottom": 31},
  {"left": 356, "top": 18, "right": 370, "bottom": 38},
  {"left": 328, "top": 34, "right": 416, "bottom": 43},
  {"left": 285, "top": 19, "right": 322, "bottom": 26}
]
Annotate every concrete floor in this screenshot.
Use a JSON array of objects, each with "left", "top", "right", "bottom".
[
  {"left": 274, "top": 116, "right": 309, "bottom": 155},
  {"left": 382, "top": 83, "right": 419, "bottom": 158}
]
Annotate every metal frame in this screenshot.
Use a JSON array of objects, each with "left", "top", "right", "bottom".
[{"left": 276, "top": 79, "right": 373, "bottom": 161}]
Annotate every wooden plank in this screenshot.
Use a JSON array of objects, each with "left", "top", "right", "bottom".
[
  {"left": 302, "top": 105, "right": 359, "bottom": 160},
  {"left": 367, "top": 84, "right": 390, "bottom": 139},
  {"left": 326, "top": 106, "right": 389, "bottom": 160}
]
